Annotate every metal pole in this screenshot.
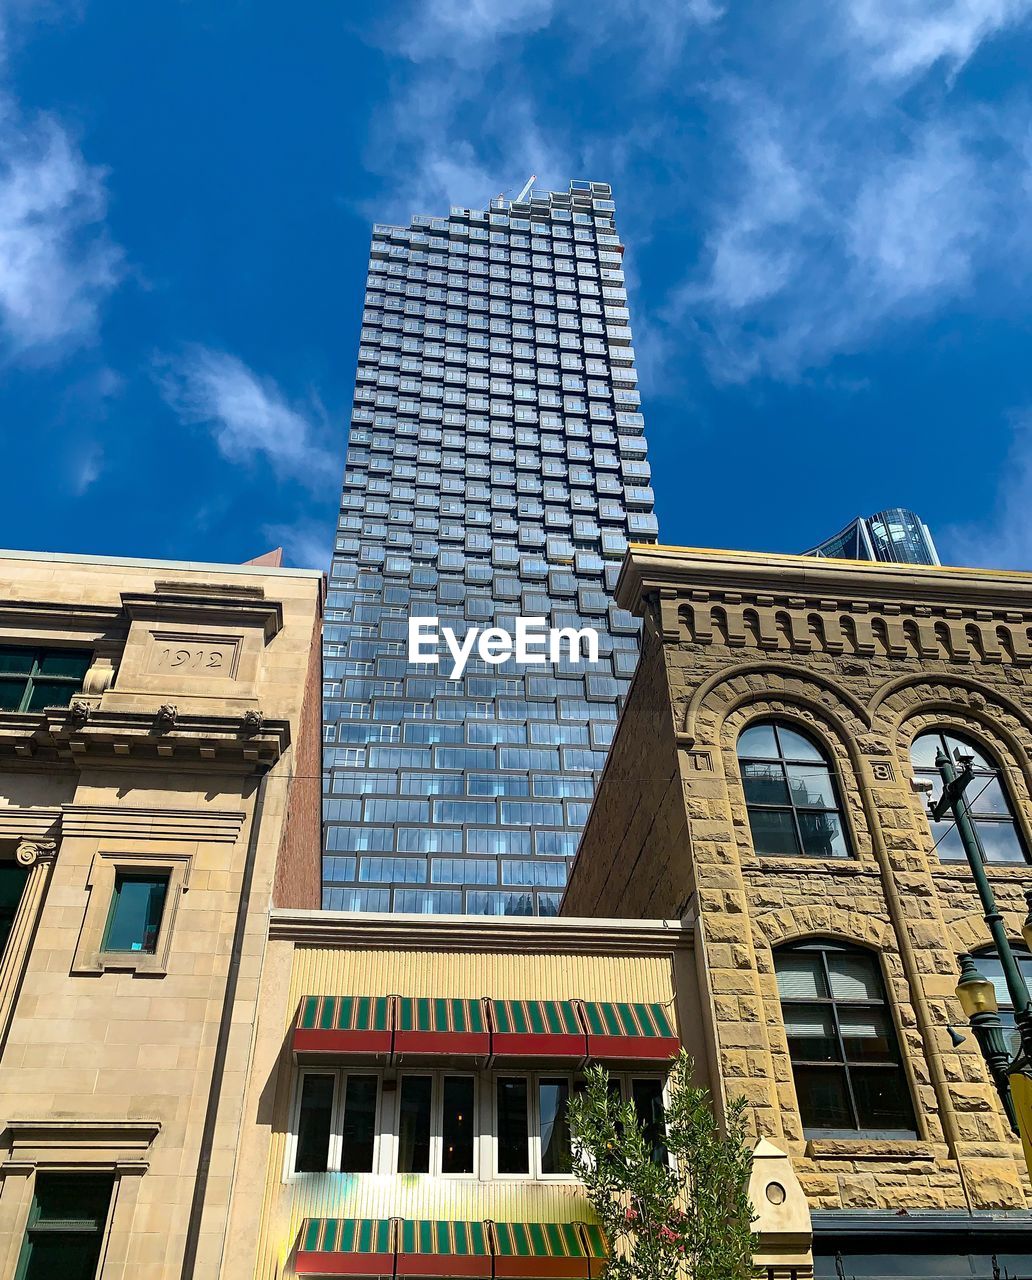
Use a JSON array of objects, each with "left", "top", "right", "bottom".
[{"left": 933, "top": 750, "right": 1032, "bottom": 1046}]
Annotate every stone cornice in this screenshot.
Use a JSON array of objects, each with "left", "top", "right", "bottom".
[
  {"left": 618, "top": 546, "right": 1032, "bottom": 667},
  {"left": 270, "top": 909, "right": 694, "bottom": 955},
  {"left": 121, "top": 586, "right": 283, "bottom": 642},
  {"left": 0, "top": 706, "right": 289, "bottom": 771},
  {"left": 0, "top": 599, "right": 125, "bottom": 638},
  {"left": 61, "top": 805, "right": 246, "bottom": 842}
]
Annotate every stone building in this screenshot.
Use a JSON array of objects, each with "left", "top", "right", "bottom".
[
  {"left": 563, "top": 544, "right": 1032, "bottom": 1276},
  {"left": 0, "top": 548, "right": 323, "bottom": 1280}
]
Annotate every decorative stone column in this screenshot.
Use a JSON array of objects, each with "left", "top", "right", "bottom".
[{"left": 0, "top": 839, "right": 57, "bottom": 1047}]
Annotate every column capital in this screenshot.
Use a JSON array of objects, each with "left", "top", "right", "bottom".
[{"left": 15, "top": 838, "right": 57, "bottom": 868}]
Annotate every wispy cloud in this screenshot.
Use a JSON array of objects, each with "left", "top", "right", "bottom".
[
  {"left": 846, "top": 0, "right": 1032, "bottom": 80},
  {"left": 158, "top": 346, "right": 336, "bottom": 486},
  {"left": 941, "top": 409, "right": 1032, "bottom": 569},
  {"left": 397, "top": 0, "right": 556, "bottom": 64},
  {"left": 262, "top": 517, "right": 334, "bottom": 571},
  {"left": 0, "top": 101, "right": 122, "bottom": 357}
]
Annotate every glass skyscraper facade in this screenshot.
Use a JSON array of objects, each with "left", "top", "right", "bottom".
[
  {"left": 806, "top": 508, "right": 940, "bottom": 566},
  {"left": 322, "top": 180, "right": 658, "bottom": 915}
]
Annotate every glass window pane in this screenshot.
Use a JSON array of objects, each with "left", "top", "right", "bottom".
[
  {"left": 909, "top": 732, "right": 943, "bottom": 769},
  {"left": 943, "top": 733, "right": 993, "bottom": 772},
  {"left": 737, "top": 724, "right": 778, "bottom": 759},
  {"left": 930, "top": 820, "right": 966, "bottom": 861},
  {"left": 36, "top": 653, "right": 91, "bottom": 678},
  {"left": 295, "top": 1074, "right": 334, "bottom": 1172},
  {"left": 0, "top": 678, "right": 25, "bottom": 710},
  {"left": 974, "top": 818, "right": 1026, "bottom": 864},
  {"left": 398, "top": 1076, "right": 432, "bottom": 1173},
  {"left": 827, "top": 953, "right": 882, "bottom": 1001},
  {"left": 442, "top": 1076, "right": 475, "bottom": 1174},
  {"left": 341, "top": 1075, "right": 378, "bottom": 1172},
  {"left": 786, "top": 764, "right": 836, "bottom": 809},
  {"left": 838, "top": 1007, "right": 897, "bottom": 1062},
  {"left": 102, "top": 874, "right": 169, "bottom": 953},
  {"left": 798, "top": 811, "right": 848, "bottom": 858},
  {"left": 24, "top": 681, "right": 78, "bottom": 712},
  {"left": 793, "top": 1065, "right": 853, "bottom": 1130},
  {"left": 0, "top": 648, "right": 34, "bottom": 675},
  {"left": 967, "top": 776, "right": 1010, "bottom": 816},
  {"left": 539, "top": 1078, "right": 572, "bottom": 1174},
  {"left": 851, "top": 1066, "right": 916, "bottom": 1132},
  {"left": 784, "top": 1004, "right": 838, "bottom": 1062},
  {"left": 497, "top": 1077, "right": 529, "bottom": 1174},
  {"left": 776, "top": 953, "right": 826, "bottom": 1000},
  {"left": 742, "top": 762, "right": 791, "bottom": 806},
  {"left": 630, "top": 1079, "right": 667, "bottom": 1164},
  {"left": 775, "top": 726, "right": 824, "bottom": 762},
  {"left": 0, "top": 862, "right": 30, "bottom": 962},
  {"left": 748, "top": 808, "right": 799, "bottom": 857}
]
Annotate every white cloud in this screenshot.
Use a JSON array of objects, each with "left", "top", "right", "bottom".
[
  {"left": 262, "top": 517, "right": 334, "bottom": 571},
  {"left": 941, "top": 410, "right": 1032, "bottom": 569},
  {"left": 159, "top": 346, "right": 336, "bottom": 486},
  {"left": 400, "top": 0, "right": 556, "bottom": 63},
  {"left": 846, "top": 0, "right": 1032, "bottom": 80},
  {"left": 0, "top": 103, "right": 122, "bottom": 356}
]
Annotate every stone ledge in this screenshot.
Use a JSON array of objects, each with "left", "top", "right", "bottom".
[{"left": 805, "top": 1138, "right": 935, "bottom": 1162}]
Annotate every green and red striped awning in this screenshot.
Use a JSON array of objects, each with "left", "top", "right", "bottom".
[
  {"left": 490, "top": 1000, "right": 585, "bottom": 1060},
  {"left": 295, "top": 1220, "right": 608, "bottom": 1280},
  {"left": 579, "top": 1001, "right": 679, "bottom": 1063},
  {"left": 395, "top": 1219, "right": 492, "bottom": 1277},
  {"left": 295, "top": 1218, "right": 394, "bottom": 1276},
  {"left": 293, "top": 996, "right": 392, "bottom": 1057},
  {"left": 293, "top": 995, "right": 679, "bottom": 1063},
  {"left": 493, "top": 1222, "right": 608, "bottom": 1279},
  {"left": 394, "top": 998, "right": 490, "bottom": 1058}
]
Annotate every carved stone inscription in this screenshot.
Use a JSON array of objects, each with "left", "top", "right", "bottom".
[{"left": 145, "top": 632, "right": 240, "bottom": 679}]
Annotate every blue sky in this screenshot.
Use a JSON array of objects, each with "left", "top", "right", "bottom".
[{"left": 1, "top": 0, "right": 1032, "bottom": 570}]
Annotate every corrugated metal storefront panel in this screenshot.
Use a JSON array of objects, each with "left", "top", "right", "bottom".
[{"left": 285, "top": 948, "right": 677, "bottom": 1024}]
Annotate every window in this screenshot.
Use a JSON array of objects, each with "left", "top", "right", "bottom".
[
  {"left": 910, "top": 730, "right": 1028, "bottom": 864},
  {"left": 496, "top": 1076, "right": 530, "bottom": 1173},
  {"left": 0, "top": 861, "right": 30, "bottom": 961},
  {"left": 737, "top": 722, "right": 850, "bottom": 858},
  {"left": 539, "top": 1077, "right": 572, "bottom": 1174},
  {"left": 17, "top": 1173, "right": 114, "bottom": 1280},
  {"left": 293, "top": 1071, "right": 381, "bottom": 1173},
  {"left": 102, "top": 873, "right": 169, "bottom": 953},
  {"left": 397, "top": 1073, "right": 475, "bottom": 1175},
  {"left": 0, "top": 647, "right": 91, "bottom": 713},
  {"left": 971, "top": 947, "right": 1032, "bottom": 1056},
  {"left": 775, "top": 942, "right": 916, "bottom": 1136}
]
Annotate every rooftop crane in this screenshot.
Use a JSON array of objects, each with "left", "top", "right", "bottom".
[{"left": 515, "top": 174, "right": 537, "bottom": 203}]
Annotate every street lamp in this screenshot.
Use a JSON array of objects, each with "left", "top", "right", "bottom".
[{"left": 925, "top": 748, "right": 1032, "bottom": 1140}]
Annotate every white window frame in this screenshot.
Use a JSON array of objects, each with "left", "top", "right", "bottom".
[
  {"left": 388, "top": 1069, "right": 479, "bottom": 1180},
  {"left": 284, "top": 1067, "right": 384, "bottom": 1180}
]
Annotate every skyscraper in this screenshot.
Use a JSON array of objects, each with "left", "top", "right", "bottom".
[
  {"left": 806, "top": 508, "right": 940, "bottom": 566},
  {"left": 322, "top": 180, "right": 658, "bottom": 914}
]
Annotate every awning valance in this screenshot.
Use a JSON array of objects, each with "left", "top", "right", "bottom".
[
  {"left": 295, "top": 1220, "right": 607, "bottom": 1280},
  {"left": 295, "top": 1218, "right": 394, "bottom": 1276},
  {"left": 579, "top": 1001, "right": 679, "bottom": 1062}
]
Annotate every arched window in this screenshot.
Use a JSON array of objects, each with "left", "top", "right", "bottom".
[
  {"left": 774, "top": 941, "right": 916, "bottom": 1136},
  {"left": 971, "top": 946, "right": 1032, "bottom": 1056},
  {"left": 737, "top": 721, "right": 850, "bottom": 858},
  {"left": 910, "top": 730, "right": 1028, "bottom": 864}
]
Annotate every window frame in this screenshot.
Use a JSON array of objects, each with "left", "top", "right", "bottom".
[
  {"left": 71, "top": 851, "right": 190, "bottom": 977},
  {"left": 0, "top": 645, "right": 91, "bottom": 715},
  {"left": 775, "top": 940, "right": 918, "bottom": 1139},
  {"left": 910, "top": 728, "right": 1030, "bottom": 866},
  {"left": 737, "top": 719, "right": 852, "bottom": 860},
  {"left": 287, "top": 1067, "right": 385, "bottom": 1178}
]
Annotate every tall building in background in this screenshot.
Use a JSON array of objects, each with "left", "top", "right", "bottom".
[
  {"left": 806, "top": 507, "right": 940, "bottom": 566},
  {"left": 322, "top": 180, "right": 657, "bottom": 914}
]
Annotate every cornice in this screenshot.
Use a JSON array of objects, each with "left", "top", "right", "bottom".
[
  {"left": 0, "top": 706, "right": 289, "bottom": 771},
  {"left": 269, "top": 909, "right": 694, "bottom": 955},
  {"left": 61, "top": 805, "right": 246, "bottom": 842},
  {"left": 121, "top": 587, "right": 283, "bottom": 642},
  {"left": 0, "top": 599, "right": 125, "bottom": 638},
  {"left": 617, "top": 545, "right": 1032, "bottom": 616}
]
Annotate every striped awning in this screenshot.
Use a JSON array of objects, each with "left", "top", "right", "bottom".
[
  {"left": 293, "top": 996, "right": 392, "bottom": 1057},
  {"left": 492, "top": 1222, "right": 608, "bottom": 1280},
  {"left": 580, "top": 1001, "right": 680, "bottom": 1062},
  {"left": 490, "top": 1000, "right": 586, "bottom": 1059},
  {"left": 295, "top": 1218, "right": 394, "bottom": 1277},
  {"left": 393, "top": 997, "right": 490, "bottom": 1058},
  {"left": 395, "top": 1219, "right": 492, "bottom": 1277}
]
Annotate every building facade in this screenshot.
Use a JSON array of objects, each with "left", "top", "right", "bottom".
[
  {"left": 322, "top": 180, "right": 657, "bottom": 916},
  {"left": 806, "top": 508, "right": 940, "bottom": 566},
  {"left": 0, "top": 549, "right": 323, "bottom": 1280},
  {"left": 225, "top": 910, "right": 811, "bottom": 1280},
  {"left": 563, "top": 545, "right": 1032, "bottom": 1277}
]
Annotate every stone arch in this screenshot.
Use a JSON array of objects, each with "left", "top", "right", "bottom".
[
  {"left": 944, "top": 911, "right": 1030, "bottom": 960},
  {"left": 752, "top": 904, "right": 894, "bottom": 952},
  {"left": 683, "top": 661, "right": 871, "bottom": 748}
]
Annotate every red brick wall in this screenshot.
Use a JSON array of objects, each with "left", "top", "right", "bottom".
[{"left": 273, "top": 608, "right": 323, "bottom": 909}]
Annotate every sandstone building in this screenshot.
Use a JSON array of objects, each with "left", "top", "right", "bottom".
[
  {"left": 564, "top": 545, "right": 1032, "bottom": 1277},
  {"left": 0, "top": 549, "right": 323, "bottom": 1280}
]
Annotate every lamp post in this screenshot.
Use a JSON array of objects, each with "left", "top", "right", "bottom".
[{"left": 926, "top": 748, "right": 1032, "bottom": 1150}]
